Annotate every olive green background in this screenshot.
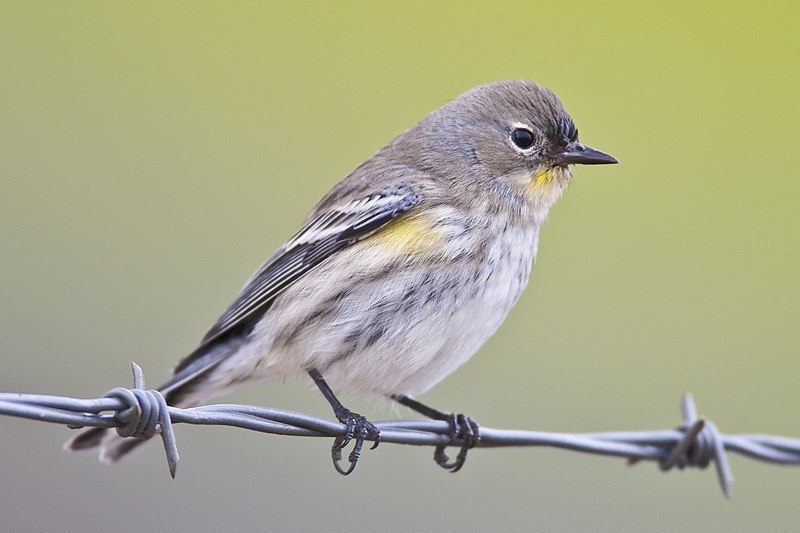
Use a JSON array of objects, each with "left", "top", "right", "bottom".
[{"left": 1, "top": 2, "right": 798, "bottom": 532}]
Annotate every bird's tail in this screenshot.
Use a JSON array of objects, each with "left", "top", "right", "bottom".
[
  {"left": 65, "top": 426, "right": 153, "bottom": 463},
  {"left": 64, "top": 337, "right": 247, "bottom": 463}
]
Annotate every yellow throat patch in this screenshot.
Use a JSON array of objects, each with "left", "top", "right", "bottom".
[
  {"left": 531, "top": 167, "right": 562, "bottom": 190},
  {"left": 526, "top": 166, "right": 570, "bottom": 208}
]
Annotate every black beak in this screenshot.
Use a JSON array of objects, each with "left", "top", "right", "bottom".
[{"left": 553, "top": 142, "right": 618, "bottom": 166}]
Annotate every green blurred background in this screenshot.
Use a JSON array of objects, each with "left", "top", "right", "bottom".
[{"left": 1, "top": 2, "right": 798, "bottom": 531}]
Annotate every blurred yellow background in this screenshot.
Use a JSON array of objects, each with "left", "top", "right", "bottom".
[{"left": 1, "top": 2, "right": 798, "bottom": 532}]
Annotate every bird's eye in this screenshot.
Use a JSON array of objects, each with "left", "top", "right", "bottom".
[{"left": 511, "top": 128, "right": 535, "bottom": 149}]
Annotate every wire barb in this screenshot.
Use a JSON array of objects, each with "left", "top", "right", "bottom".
[
  {"left": 102, "top": 363, "right": 179, "bottom": 477},
  {"left": 658, "top": 393, "right": 733, "bottom": 497},
  {"left": 1, "top": 364, "right": 799, "bottom": 496},
  {"left": 661, "top": 392, "right": 733, "bottom": 498}
]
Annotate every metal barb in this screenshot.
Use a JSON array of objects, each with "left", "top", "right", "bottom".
[
  {"left": 660, "top": 393, "right": 733, "bottom": 498},
  {"left": 126, "top": 362, "right": 180, "bottom": 478}
]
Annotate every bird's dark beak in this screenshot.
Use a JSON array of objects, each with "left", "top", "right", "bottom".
[{"left": 553, "top": 142, "right": 618, "bottom": 166}]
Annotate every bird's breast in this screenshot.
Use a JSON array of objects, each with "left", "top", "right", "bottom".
[{"left": 246, "top": 204, "right": 541, "bottom": 396}]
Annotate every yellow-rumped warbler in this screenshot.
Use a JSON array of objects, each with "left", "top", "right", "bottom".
[{"left": 67, "top": 80, "right": 616, "bottom": 473}]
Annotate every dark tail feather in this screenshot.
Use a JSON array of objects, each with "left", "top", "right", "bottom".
[
  {"left": 64, "top": 427, "right": 108, "bottom": 452},
  {"left": 64, "top": 427, "right": 151, "bottom": 463}
]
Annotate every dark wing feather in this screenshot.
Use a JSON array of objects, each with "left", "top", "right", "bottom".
[{"left": 172, "top": 183, "right": 419, "bottom": 375}]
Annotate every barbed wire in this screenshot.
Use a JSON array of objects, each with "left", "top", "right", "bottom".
[{"left": 2, "top": 362, "right": 800, "bottom": 497}]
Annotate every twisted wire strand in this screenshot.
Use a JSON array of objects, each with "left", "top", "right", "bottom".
[{"left": 2, "top": 363, "right": 799, "bottom": 497}]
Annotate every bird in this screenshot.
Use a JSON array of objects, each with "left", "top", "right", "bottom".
[{"left": 66, "top": 80, "right": 617, "bottom": 474}]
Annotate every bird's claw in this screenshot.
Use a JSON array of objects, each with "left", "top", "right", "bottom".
[
  {"left": 434, "top": 413, "right": 480, "bottom": 473},
  {"left": 331, "top": 406, "right": 380, "bottom": 476}
]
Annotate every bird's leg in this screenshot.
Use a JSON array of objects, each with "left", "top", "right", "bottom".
[
  {"left": 391, "top": 394, "right": 480, "bottom": 473},
  {"left": 308, "top": 368, "right": 380, "bottom": 475}
]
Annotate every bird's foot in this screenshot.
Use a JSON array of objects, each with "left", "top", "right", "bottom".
[
  {"left": 434, "top": 413, "right": 480, "bottom": 473},
  {"left": 330, "top": 405, "right": 380, "bottom": 476}
]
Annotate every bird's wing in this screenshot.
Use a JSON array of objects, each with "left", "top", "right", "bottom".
[
  {"left": 171, "top": 182, "right": 419, "bottom": 376},
  {"left": 73, "top": 182, "right": 418, "bottom": 447}
]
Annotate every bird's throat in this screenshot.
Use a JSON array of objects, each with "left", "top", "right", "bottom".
[{"left": 526, "top": 166, "right": 570, "bottom": 210}]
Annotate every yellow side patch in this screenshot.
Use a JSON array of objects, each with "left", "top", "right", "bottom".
[{"left": 369, "top": 214, "right": 445, "bottom": 254}]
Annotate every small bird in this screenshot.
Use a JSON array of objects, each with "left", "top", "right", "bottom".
[{"left": 67, "top": 80, "right": 617, "bottom": 474}]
